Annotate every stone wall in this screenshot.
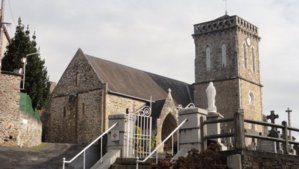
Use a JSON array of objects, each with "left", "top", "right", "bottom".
[
  {"left": 194, "top": 80, "right": 239, "bottom": 119},
  {"left": 46, "top": 50, "right": 104, "bottom": 144},
  {"left": 0, "top": 72, "right": 41, "bottom": 147},
  {"left": 51, "top": 50, "right": 103, "bottom": 97},
  {"left": 47, "top": 96, "right": 78, "bottom": 143},
  {"left": 237, "top": 29, "right": 261, "bottom": 85},
  {"left": 194, "top": 30, "right": 238, "bottom": 83},
  {"left": 77, "top": 90, "right": 103, "bottom": 144},
  {"left": 240, "top": 80, "right": 263, "bottom": 132},
  {"left": 0, "top": 72, "right": 21, "bottom": 146},
  {"left": 17, "top": 112, "right": 42, "bottom": 147},
  {"left": 105, "top": 94, "right": 146, "bottom": 129},
  {"left": 242, "top": 151, "right": 299, "bottom": 169}
]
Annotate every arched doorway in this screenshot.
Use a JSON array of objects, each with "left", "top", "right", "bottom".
[{"left": 161, "top": 113, "right": 177, "bottom": 153}]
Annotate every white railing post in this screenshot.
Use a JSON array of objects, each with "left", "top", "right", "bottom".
[
  {"left": 100, "top": 138, "right": 103, "bottom": 163},
  {"left": 62, "top": 122, "right": 118, "bottom": 168},
  {"left": 136, "top": 156, "right": 139, "bottom": 169},
  {"left": 62, "top": 157, "right": 65, "bottom": 169},
  {"left": 177, "top": 130, "right": 180, "bottom": 153},
  {"left": 172, "top": 135, "right": 174, "bottom": 156},
  {"left": 83, "top": 151, "right": 86, "bottom": 169}
]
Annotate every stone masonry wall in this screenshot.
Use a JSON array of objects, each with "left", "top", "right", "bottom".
[
  {"left": 105, "top": 94, "right": 146, "bottom": 129},
  {"left": 0, "top": 72, "right": 21, "bottom": 146},
  {"left": 17, "top": 112, "right": 42, "bottom": 147},
  {"left": 47, "top": 50, "right": 104, "bottom": 143},
  {"left": 240, "top": 80, "right": 263, "bottom": 132},
  {"left": 77, "top": 90, "right": 103, "bottom": 144},
  {"left": 47, "top": 96, "right": 78, "bottom": 143},
  {"left": 242, "top": 151, "right": 299, "bottom": 169},
  {"left": 48, "top": 90, "right": 103, "bottom": 144},
  {"left": 194, "top": 80, "right": 239, "bottom": 118},
  {"left": 0, "top": 72, "right": 41, "bottom": 147},
  {"left": 237, "top": 27, "right": 261, "bottom": 85},
  {"left": 194, "top": 30, "right": 238, "bottom": 83}
]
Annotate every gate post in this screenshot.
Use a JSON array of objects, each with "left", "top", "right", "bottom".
[
  {"left": 107, "top": 113, "right": 134, "bottom": 158},
  {"left": 234, "top": 110, "right": 245, "bottom": 150},
  {"left": 172, "top": 107, "right": 207, "bottom": 160}
]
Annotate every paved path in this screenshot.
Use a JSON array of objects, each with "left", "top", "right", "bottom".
[{"left": 0, "top": 143, "right": 85, "bottom": 169}]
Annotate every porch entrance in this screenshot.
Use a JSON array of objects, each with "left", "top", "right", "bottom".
[{"left": 161, "top": 113, "right": 177, "bottom": 153}]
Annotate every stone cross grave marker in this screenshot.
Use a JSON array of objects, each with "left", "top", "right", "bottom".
[
  {"left": 266, "top": 110, "right": 280, "bottom": 137},
  {"left": 258, "top": 111, "right": 281, "bottom": 153},
  {"left": 267, "top": 110, "right": 279, "bottom": 124}
]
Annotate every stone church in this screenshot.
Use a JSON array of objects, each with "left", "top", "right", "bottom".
[{"left": 46, "top": 14, "right": 263, "bottom": 145}]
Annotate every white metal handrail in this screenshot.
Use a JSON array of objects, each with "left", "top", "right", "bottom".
[
  {"left": 62, "top": 122, "right": 118, "bottom": 169},
  {"left": 136, "top": 119, "right": 188, "bottom": 169}
]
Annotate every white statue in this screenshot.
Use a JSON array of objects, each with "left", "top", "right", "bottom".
[{"left": 206, "top": 82, "right": 217, "bottom": 113}]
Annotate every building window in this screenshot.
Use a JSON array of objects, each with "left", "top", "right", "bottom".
[
  {"left": 76, "top": 72, "right": 79, "bottom": 87},
  {"left": 252, "top": 48, "right": 255, "bottom": 72},
  {"left": 206, "top": 46, "right": 211, "bottom": 71},
  {"left": 82, "top": 103, "right": 85, "bottom": 116},
  {"left": 221, "top": 44, "right": 227, "bottom": 67},
  {"left": 249, "top": 92, "right": 254, "bottom": 104},
  {"left": 243, "top": 44, "right": 247, "bottom": 68},
  {"left": 63, "top": 107, "right": 66, "bottom": 118}
]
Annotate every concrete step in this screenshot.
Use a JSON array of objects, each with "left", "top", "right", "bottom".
[{"left": 110, "top": 158, "right": 157, "bottom": 169}]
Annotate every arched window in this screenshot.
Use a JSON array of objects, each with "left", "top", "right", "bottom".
[
  {"left": 221, "top": 44, "right": 227, "bottom": 67},
  {"left": 63, "top": 107, "right": 66, "bottom": 118},
  {"left": 76, "top": 72, "right": 79, "bottom": 86},
  {"left": 243, "top": 44, "right": 247, "bottom": 68},
  {"left": 82, "top": 103, "right": 85, "bottom": 116},
  {"left": 206, "top": 46, "right": 211, "bottom": 71},
  {"left": 251, "top": 48, "right": 255, "bottom": 72},
  {"left": 249, "top": 92, "right": 254, "bottom": 104}
]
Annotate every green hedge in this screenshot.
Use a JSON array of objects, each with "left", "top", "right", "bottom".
[{"left": 20, "top": 92, "right": 40, "bottom": 120}]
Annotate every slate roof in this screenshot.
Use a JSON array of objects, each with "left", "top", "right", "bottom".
[{"left": 84, "top": 52, "right": 192, "bottom": 106}]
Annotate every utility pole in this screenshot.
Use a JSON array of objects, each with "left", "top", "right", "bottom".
[
  {"left": 0, "top": 0, "right": 10, "bottom": 66},
  {"left": 0, "top": 0, "right": 5, "bottom": 62}
]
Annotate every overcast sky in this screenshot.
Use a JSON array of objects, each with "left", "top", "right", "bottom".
[{"left": 4, "top": 0, "right": 299, "bottom": 134}]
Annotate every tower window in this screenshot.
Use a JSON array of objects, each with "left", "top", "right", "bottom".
[
  {"left": 82, "top": 103, "right": 85, "bottom": 116},
  {"left": 76, "top": 72, "right": 79, "bottom": 87},
  {"left": 63, "top": 107, "right": 66, "bottom": 118},
  {"left": 206, "top": 46, "right": 211, "bottom": 71},
  {"left": 249, "top": 92, "right": 254, "bottom": 104},
  {"left": 221, "top": 44, "right": 227, "bottom": 67},
  {"left": 243, "top": 44, "right": 247, "bottom": 68},
  {"left": 252, "top": 48, "right": 255, "bottom": 72}
]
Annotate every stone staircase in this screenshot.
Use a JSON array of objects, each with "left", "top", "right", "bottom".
[{"left": 110, "top": 158, "right": 155, "bottom": 169}]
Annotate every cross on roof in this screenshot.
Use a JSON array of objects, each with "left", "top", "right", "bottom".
[
  {"left": 223, "top": 0, "right": 228, "bottom": 15},
  {"left": 286, "top": 107, "right": 292, "bottom": 114},
  {"left": 266, "top": 110, "right": 279, "bottom": 124}
]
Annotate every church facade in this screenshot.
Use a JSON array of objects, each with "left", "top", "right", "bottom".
[
  {"left": 46, "top": 49, "right": 192, "bottom": 145},
  {"left": 46, "top": 14, "right": 263, "bottom": 145}
]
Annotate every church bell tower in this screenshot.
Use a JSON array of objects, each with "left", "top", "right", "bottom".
[{"left": 193, "top": 15, "right": 263, "bottom": 122}]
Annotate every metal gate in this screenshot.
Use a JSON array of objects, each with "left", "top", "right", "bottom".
[{"left": 127, "top": 105, "right": 152, "bottom": 158}]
